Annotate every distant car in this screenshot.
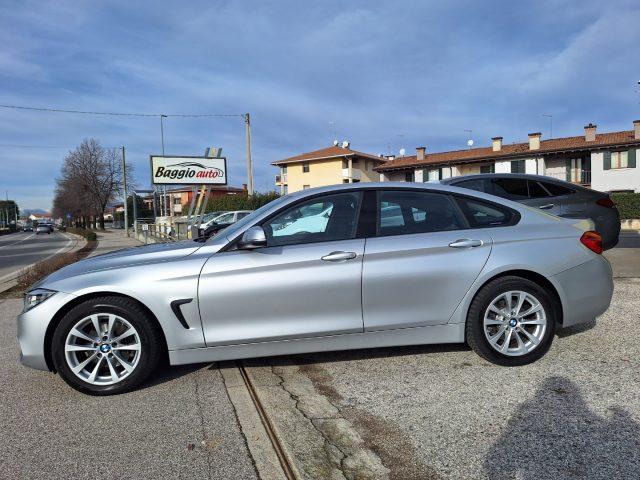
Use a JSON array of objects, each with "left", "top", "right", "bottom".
[
  {"left": 35, "top": 224, "right": 52, "bottom": 235},
  {"left": 23, "top": 226, "right": 33, "bottom": 232},
  {"left": 200, "top": 210, "right": 253, "bottom": 238},
  {"left": 441, "top": 174, "right": 621, "bottom": 250}
]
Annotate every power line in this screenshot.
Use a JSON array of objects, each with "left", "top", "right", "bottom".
[{"left": 0, "top": 104, "right": 243, "bottom": 118}]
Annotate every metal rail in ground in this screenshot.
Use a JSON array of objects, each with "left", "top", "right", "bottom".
[{"left": 237, "top": 362, "right": 299, "bottom": 480}]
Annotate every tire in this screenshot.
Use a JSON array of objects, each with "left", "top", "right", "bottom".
[
  {"left": 52, "top": 296, "right": 164, "bottom": 395},
  {"left": 466, "top": 276, "right": 557, "bottom": 366}
]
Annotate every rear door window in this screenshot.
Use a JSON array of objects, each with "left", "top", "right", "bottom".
[
  {"left": 491, "top": 178, "right": 528, "bottom": 200},
  {"left": 454, "top": 197, "right": 518, "bottom": 228},
  {"left": 527, "top": 181, "right": 549, "bottom": 198},
  {"left": 377, "top": 190, "right": 467, "bottom": 236},
  {"left": 452, "top": 179, "right": 489, "bottom": 193},
  {"left": 539, "top": 182, "right": 574, "bottom": 197}
]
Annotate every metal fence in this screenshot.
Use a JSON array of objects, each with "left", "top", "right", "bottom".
[{"left": 542, "top": 171, "right": 591, "bottom": 185}]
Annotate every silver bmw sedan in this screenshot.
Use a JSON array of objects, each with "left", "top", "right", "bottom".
[{"left": 18, "top": 183, "right": 613, "bottom": 395}]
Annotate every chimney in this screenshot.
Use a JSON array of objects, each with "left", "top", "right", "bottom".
[
  {"left": 528, "top": 132, "right": 541, "bottom": 150},
  {"left": 416, "top": 146, "right": 426, "bottom": 161},
  {"left": 491, "top": 136, "right": 503, "bottom": 152},
  {"left": 584, "top": 123, "right": 597, "bottom": 142},
  {"left": 634, "top": 120, "right": 640, "bottom": 140}
]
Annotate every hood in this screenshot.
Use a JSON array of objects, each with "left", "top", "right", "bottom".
[{"left": 36, "top": 240, "right": 202, "bottom": 287}]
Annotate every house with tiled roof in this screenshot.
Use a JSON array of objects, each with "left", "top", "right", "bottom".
[
  {"left": 376, "top": 121, "right": 640, "bottom": 193},
  {"left": 271, "top": 143, "right": 390, "bottom": 194}
]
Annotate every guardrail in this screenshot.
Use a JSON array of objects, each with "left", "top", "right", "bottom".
[{"left": 135, "top": 220, "right": 195, "bottom": 244}]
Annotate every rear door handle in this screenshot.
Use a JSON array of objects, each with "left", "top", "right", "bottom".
[
  {"left": 321, "top": 251, "right": 357, "bottom": 262},
  {"left": 539, "top": 203, "right": 555, "bottom": 210},
  {"left": 449, "top": 239, "right": 483, "bottom": 248}
]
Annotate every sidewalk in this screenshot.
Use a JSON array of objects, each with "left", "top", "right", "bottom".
[{"left": 88, "top": 227, "right": 142, "bottom": 257}]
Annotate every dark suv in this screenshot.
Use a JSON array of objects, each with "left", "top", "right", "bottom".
[{"left": 441, "top": 173, "right": 620, "bottom": 249}]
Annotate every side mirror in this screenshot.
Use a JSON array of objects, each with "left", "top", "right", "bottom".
[{"left": 238, "top": 226, "right": 267, "bottom": 250}]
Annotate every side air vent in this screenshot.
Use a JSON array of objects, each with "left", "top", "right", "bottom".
[{"left": 170, "top": 299, "right": 193, "bottom": 329}]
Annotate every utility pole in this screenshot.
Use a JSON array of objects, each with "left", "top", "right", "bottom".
[
  {"left": 542, "top": 114, "right": 553, "bottom": 139},
  {"left": 121, "top": 146, "right": 129, "bottom": 237},
  {"left": 244, "top": 113, "right": 254, "bottom": 195},
  {"left": 160, "top": 114, "right": 168, "bottom": 216}
]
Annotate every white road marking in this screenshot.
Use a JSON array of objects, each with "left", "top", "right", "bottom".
[
  {"left": 0, "top": 232, "right": 77, "bottom": 284},
  {"left": 0, "top": 233, "right": 35, "bottom": 249}
]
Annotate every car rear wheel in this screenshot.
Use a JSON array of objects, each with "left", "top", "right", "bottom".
[
  {"left": 466, "top": 276, "right": 556, "bottom": 366},
  {"left": 52, "top": 296, "right": 163, "bottom": 395}
]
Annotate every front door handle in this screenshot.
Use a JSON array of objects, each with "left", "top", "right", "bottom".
[
  {"left": 321, "top": 251, "right": 357, "bottom": 262},
  {"left": 449, "top": 239, "right": 483, "bottom": 248},
  {"left": 539, "top": 203, "right": 555, "bottom": 210}
]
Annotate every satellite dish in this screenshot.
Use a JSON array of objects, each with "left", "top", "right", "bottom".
[
  {"left": 333, "top": 140, "right": 339, "bottom": 146},
  {"left": 399, "top": 148, "right": 406, "bottom": 156},
  {"left": 467, "top": 139, "right": 474, "bottom": 147},
  {"left": 342, "top": 141, "right": 350, "bottom": 148}
]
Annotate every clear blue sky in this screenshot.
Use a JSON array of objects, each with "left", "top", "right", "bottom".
[{"left": 1, "top": 0, "right": 639, "bottom": 210}]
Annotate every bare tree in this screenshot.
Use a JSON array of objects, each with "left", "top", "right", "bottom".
[{"left": 53, "top": 138, "right": 134, "bottom": 229}]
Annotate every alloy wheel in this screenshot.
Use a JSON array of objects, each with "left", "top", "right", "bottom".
[
  {"left": 64, "top": 313, "right": 142, "bottom": 385},
  {"left": 483, "top": 290, "right": 547, "bottom": 357}
]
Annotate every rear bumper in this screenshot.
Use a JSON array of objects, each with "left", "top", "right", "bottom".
[{"left": 552, "top": 255, "right": 613, "bottom": 328}]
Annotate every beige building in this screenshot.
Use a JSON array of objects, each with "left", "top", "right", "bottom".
[
  {"left": 376, "top": 121, "right": 640, "bottom": 193},
  {"left": 272, "top": 144, "right": 389, "bottom": 194}
]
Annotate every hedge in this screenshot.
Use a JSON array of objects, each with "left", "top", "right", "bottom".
[
  {"left": 204, "top": 192, "right": 280, "bottom": 213},
  {"left": 66, "top": 227, "right": 98, "bottom": 242},
  {"left": 611, "top": 193, "right": 640, "bottom": 220}
]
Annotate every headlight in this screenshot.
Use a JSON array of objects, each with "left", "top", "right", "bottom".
[{"left": 23, "top": 288, "right": 56, "bottom": 313}]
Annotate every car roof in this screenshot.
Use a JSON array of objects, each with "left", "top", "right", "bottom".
[
  {"left": 282, "top": 181, "right": 530, "bottom": 211},
  {"left": 440, "top": 172, "right": 586, "bottom": 188}
]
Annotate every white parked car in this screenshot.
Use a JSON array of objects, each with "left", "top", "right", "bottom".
[{"left": 199, "top": 210, "right": 253, "bottom": 237}]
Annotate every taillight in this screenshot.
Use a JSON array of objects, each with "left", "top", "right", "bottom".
[
  {"left": 580, "top": 231, "right": 602, "bottom": 254},
  {"left": 596, "top": 197, "right": 615, "bottom": 208}
]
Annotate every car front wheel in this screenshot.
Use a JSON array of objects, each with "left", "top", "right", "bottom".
[
  {"left": 52, "top": 296, "right": 163, "bottom": 395},
  {"left": 466, "top": 276, "right": 556, "bottom": 366}
]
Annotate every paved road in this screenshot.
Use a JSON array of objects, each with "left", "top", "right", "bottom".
[
  {"left": 0, "top": 298, "right": 258, "bottom": 480},
  {"left": 0, "top": 231, "right": 76, "bottom": 283},
  {"left": 248, "top": 279, "right": 640, "bottom": 479}
]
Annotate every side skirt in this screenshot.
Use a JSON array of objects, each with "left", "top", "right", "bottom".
[{"left": 169, "top": 323, "right": 466, "bottom": 365}]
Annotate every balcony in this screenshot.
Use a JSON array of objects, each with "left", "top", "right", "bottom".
[
  {"left": 543, "top": 171, "right": 591, "bottom": 186},
  {"left": 275, "top": 174, "right": 287, "bottom": 185},
  {"left": 342, "top": 168, "right": 361, "bottom": 180}
]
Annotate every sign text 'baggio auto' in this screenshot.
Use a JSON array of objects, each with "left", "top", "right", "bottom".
[{"left": 150, "top": 156, "right": 227, "bottom": 185}]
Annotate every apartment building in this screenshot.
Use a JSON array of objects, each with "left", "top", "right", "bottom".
[
  {"left": 272, "top": 143, "right": 389, "bottom": 194},
  {"left": 376, "top": 121, "right": 640, "bottom": 193}
]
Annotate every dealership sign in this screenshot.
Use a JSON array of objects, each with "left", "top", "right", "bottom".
[{"left": 150, "top": 156, "right": 227, "bottom": 185}]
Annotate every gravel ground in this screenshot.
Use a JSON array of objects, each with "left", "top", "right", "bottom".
[
  {"left": 0, "top": 298, "right": 257, "bottom": 480},
  {"left": 255, "top": 279, "right": 640, "bottom": 480}
]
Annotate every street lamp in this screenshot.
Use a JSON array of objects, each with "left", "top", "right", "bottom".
[{"left": 159, "top": 114, "right": 168, "bottom": 216}]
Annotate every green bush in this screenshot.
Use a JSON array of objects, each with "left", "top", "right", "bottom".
[
  {"left": 611, "top": 193, "right": 640, "bottom": 220},
  {"left": 204, "top": 192, "right": 280, "bottom": 213}
]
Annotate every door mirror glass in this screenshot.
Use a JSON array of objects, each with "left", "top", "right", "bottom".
[{"left": 238, "top": 226, "right": 267, "bottom": 250}]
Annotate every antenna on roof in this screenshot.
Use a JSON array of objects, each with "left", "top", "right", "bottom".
[
  {"left": 341, "top": 140, "right": 350, "bottom": 148},
  {"left": 333, "top": 140, "right": 339, "bottom": 146},
  {"left": 464, "top": 129, "right": 473, "bottom": 149},
  {"left": 399, "top": 148, "right": 406, "bottom": 156}
]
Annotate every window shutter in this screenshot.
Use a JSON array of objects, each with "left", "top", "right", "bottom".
[
  {"left": 628, "top": 149, "right": 636, "bottom": 168},
  {"left": 603, "top": 151, "right": 611, "bottom": 170},
  {"left": 565, "top": 159, "right": 572, "bottom": 181}
]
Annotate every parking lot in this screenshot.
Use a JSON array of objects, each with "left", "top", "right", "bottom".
[{"left": 1, "top": 246, "right": 639, "bottom": 480}]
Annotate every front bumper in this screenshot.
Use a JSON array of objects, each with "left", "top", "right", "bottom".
[
  {"left": 552, "top": 255, "right": 614, "bottom": 328},
  {"left": 17, "top": 291, "right": 76, "bottom": 371}
]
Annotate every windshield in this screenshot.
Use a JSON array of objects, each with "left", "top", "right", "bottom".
[{"left": 204, "top": 195, "right": 290, "bottom": 242}]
